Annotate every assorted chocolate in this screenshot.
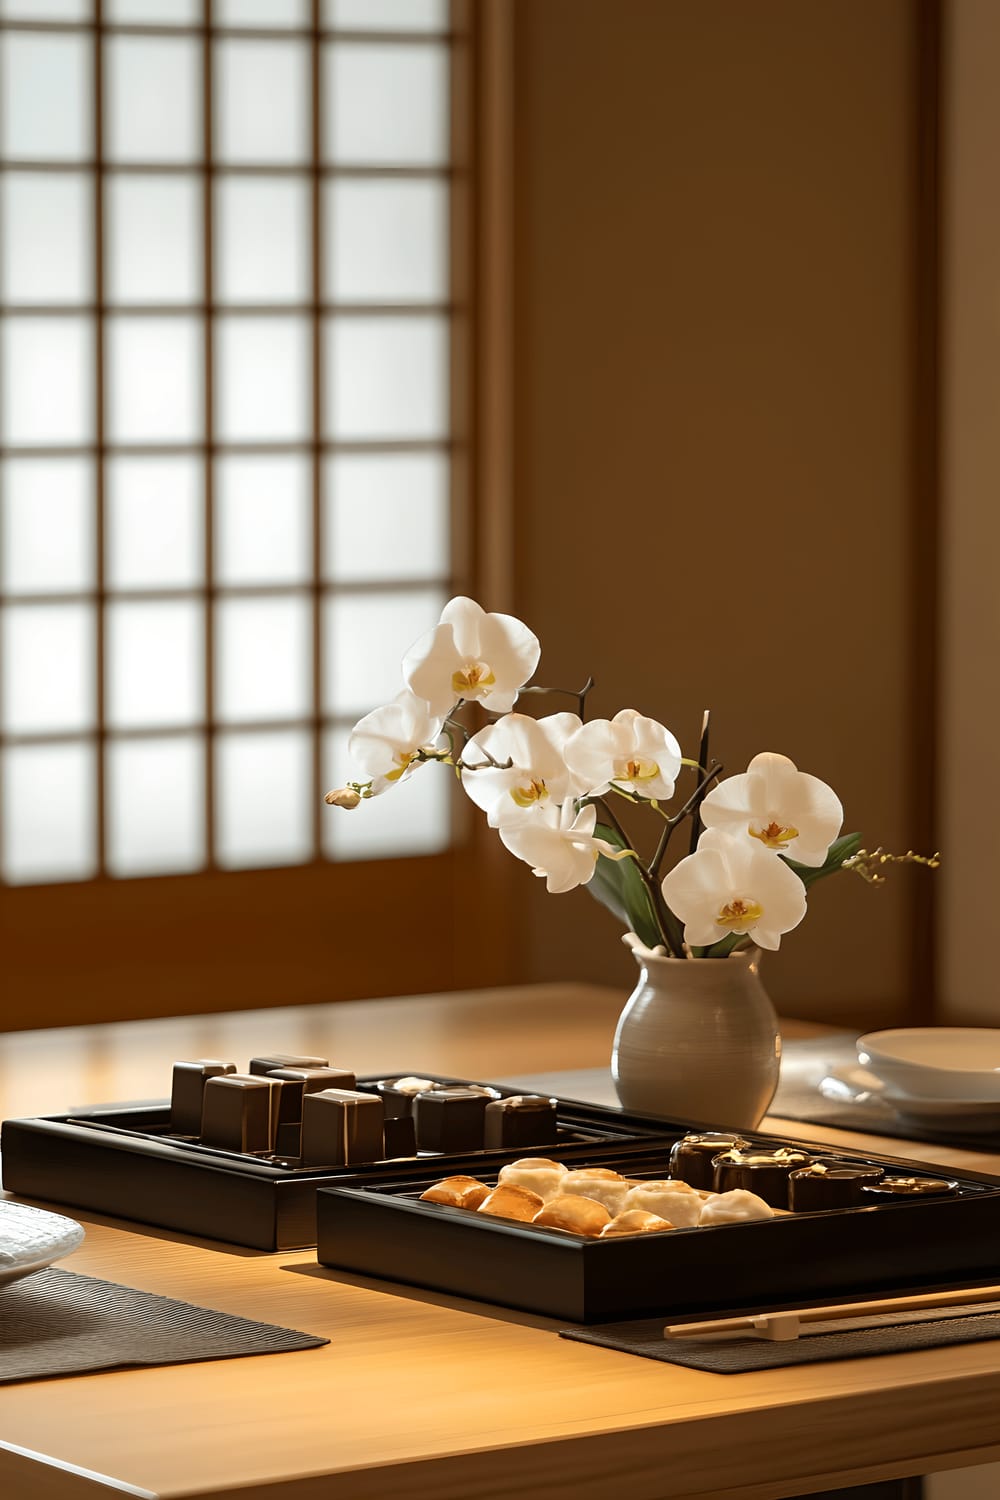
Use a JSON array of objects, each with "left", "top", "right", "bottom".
[
  {"left": 166, "top": 1058, "right": 563, "bottom": 1169},
  {"left": 413, "top": 1132, "right": 962, "bottom": 1239}
]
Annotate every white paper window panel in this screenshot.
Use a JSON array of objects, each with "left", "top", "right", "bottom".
[
  {"left": 2, "top": 742, "right": 97, "bottom": 886},
  {"left": 326, "top": 316, "right": 448, "bottom": 440},
  {"left": 106, "top": 599, "right": 204, "bottom": 730},
  {"left": 105, "top": 177, "right": 201, "bottom": 305},
  {"left": 1, "top": 175, "right": 92, "bottom": 305},
  {"left": 215, "top": 317, "right": 309, "bottom": 443},
  {"left": 216, "top": 0, "right": 310, "bottom": 23},
  {"left": 323, "top": 724, "right": 449, "bottom": 861},
  {"left": 324, "top": 452, "right": 447, "bottom": 583},
  {"left": 215, "top": 595, "right": 311, "bottom": 724},
  {"left": 324, "top": 44, "right": 448, "bottom": 166},
  {"left": 215, "top": 729, "right": 312, "bottom": 870},
  {"left": 2, "top": 318, "right": 93, "bottom": 446},
  {"left": 325, "top": 0, "right": 448, "bottom": 30},
  {"left": 106, "top": 456, "right": 203, "bottom": 590},
  {"left": 106, "top": 735, "right": 205, "bottom": 877},
  {"left": 1, "top": 33, "right": 91, "bottom": 162},
  {"left": 2, "top": 603, "right": 95, "bottom": 734},
  {"left": 1, "top": 1, "right": 90, "bottom": 17},
  {"left": 2, "top": 458, "right": 94, "bottom": 595},
  {"left": 326, "top": 180, "right": 447, "bottom": 303},
  {"left": 215, "top": 454, "right": 310, "bottom": 586},
  {"left": 106, "top": 0, "right": 200, "bottom": 19},
  {"left": 106, "top": 317, "right": 202, "bottom": 444},
  {"left": 215, "top": 178, "right": 309, "bottom": 304},
  {"left": 105, "top": 37, "right": 201, "bottom": 165},
  {"left": 322, "top": 586, "right": 443, "bottom": 716},
  {"left": 214, "top": 40, "right": 309, "bottom": 166}
]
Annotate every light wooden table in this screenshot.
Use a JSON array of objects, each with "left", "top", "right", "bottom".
[{"left": 2, "top": 985, "right": 1000, "bottom": 1500}]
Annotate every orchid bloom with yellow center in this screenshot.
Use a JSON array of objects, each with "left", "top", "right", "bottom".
[
  {"left": 402, "top": 596, "right": 540, "bottom": 719},
  {"left": 699, "top": 751, "right": 843, "bottom": 868},
  {"left": 461, "top": 712, "right": 586, "bottom": 827},
  {"left": 564, "top": 709, "right": 682, "bottom": 803},
  {"left": 496, "top": 800, "right": 620, "bottom": 895},
  {"left": 660, "top": 827, "right": 808, "bottom": 951},
  {"left": 346, "top": 689, "right": 445, "bottom": 797}
]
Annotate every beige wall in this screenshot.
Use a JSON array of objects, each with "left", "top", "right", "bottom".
[{"left": 508, "top": 0, "right": 924, "bottom": 1023}]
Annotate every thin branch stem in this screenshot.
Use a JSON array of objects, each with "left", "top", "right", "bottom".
[
  {"left": 592, "top": 796, "right": 684, "bottom": 957},
  {"left": 649, "top": 758, "right": 724, "bottom": 879},
  {"left": 518, "top": 676, "right": 597, "bottom": 721}
]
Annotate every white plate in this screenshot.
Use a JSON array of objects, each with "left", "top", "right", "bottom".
[
  {"left": 0, "top": 1200, "right": 85, "bottom": 1289},
  {"left": 819, "top": 1065, "right": 1000, "bottom": 1134}
]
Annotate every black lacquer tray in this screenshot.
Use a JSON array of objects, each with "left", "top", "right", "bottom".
[
  {"left": 0, "top": 1075, "right": 679, "bottom": 1250},
  {"left": 316, "top": 1126, "right": 1000, "bottom": 1323}
]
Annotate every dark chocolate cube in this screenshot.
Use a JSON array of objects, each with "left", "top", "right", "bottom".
[
  {"left": 483, "top": 1094, "right": 558, "bottom": 1149},
  {"left": 382, "top": 1115, "right": 417, "bottom": 1159},
  {"left": 413, "top": 1087, "right": 489, "bottom": 1153},
  {"left": 170, "top": 1059, "right": 237, "bottom": 1137},
  {"left": 247, "top": 1053, "right": 329, "bottom": 1077},
  {"left": 201, "top": 1073, "right": 277, "bottom": 1154},
  {"left": 301, "top": 1089, "right": 385, "bottom": 1166}
]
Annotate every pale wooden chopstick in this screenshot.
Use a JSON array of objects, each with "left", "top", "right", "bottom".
[{"left": 664, "top": 1284, "right": 1000, "bottom": 1342}]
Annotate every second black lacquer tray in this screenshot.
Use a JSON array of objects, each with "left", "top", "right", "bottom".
[
  {"left": 0, "top": 1075, "right": 679, "bottom": 1250},
  {"left": 315, "top": 1131, "right": 1000, "bottom": 1323}
]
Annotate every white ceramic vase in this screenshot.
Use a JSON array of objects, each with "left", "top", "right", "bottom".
[{"left": 611, "top": 936, "right": 781, "bottom": 1129}]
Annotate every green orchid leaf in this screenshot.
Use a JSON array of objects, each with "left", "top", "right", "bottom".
[
  {"left": 783, "top": 831, "right": 863, "bottom": 889},
  {"left": 589, "top": 822, "right": 664, "bottom": 951}
]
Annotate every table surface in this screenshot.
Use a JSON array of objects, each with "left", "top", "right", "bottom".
[{"left": 2, "top": 984, "right": 1000, "bottom": 1500}]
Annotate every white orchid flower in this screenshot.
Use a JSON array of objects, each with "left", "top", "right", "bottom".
[
  {"left": 347, "top": 689, "right": 444, "bottom": 797},
  {"left": 402, "top": 596, "right": 541, "bottom": 719},
  {"left": 699, "top": 751, "right": 843, "bottom": 868},
  {"left": 660, "top": 827, "right": 808, "bottom": 951},
  {"left": 564, "top": 708, "right": 682, "bottom": 802},
  {"left": 497, "top": 800, "right": 620, "bottom": 894},
  {"left": 461, "top": 712, "right": 585, "bottom": 826}
]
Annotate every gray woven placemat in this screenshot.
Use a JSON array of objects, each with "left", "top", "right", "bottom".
[
  {"left": 561, "top": 1310, "right": 1000, "bottom": 1372},
  {"left": 0, "top": 1267, "right": 328, "bottom": 1383}
]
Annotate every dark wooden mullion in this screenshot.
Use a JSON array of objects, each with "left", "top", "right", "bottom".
[
  {"left": 202, "top": 0, "right": 216, "bottom": 870},
  {"left": 3, "top": 162, "right": 459, "bottom": 180},
  {"left": 2, "top": 303, "right": 457, "bottom": 317},
  {"left": 310, "top": 0, "right": 324, "bottom": 862},
  {"left": 94, "top": 2, "right": 107, "bottom": 878},
  {"left": 0, "top": 21, "right": 455, "bottom": 44},
  {"left": 0, "top": 438, "right": 454, "bottom": 459}
]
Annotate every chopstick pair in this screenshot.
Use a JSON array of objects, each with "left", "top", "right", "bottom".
[{"left": 663, "top": 1285, "right": 1000, "bottom": 1342}]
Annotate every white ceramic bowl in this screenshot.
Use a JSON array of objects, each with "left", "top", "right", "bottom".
[{"left": 857, "top": 1028, "right": 1000, "bottom": 1102}]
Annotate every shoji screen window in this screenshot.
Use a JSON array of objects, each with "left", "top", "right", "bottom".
[{"left": 0, "top": 0, "right": 461, "bottom": 897}]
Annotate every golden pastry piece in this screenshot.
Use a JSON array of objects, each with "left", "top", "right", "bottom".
[
  {"left": 419, "top": 1176, "right": 490, "bottom": 1209},
  {"left": 599, "top": 1209, "right": 675, "bottom": 1237},
  {"left": 477, "top": 1184, "right": 545, "bottom": 1221},
  {"left": 623, "top": 1181, "right": 702, "bottom": 1227},
  {"left": 532, "top": 1194, "right": 611, "bottom": 1237}
]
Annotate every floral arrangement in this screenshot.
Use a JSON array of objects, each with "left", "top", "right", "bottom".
[{"left": 326, "top": 597, "right": 937, "bottom": 959}]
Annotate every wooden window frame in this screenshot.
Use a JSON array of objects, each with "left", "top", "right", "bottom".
[{"left": 0, "top": 0, "right": 517, "bottom": 1028}]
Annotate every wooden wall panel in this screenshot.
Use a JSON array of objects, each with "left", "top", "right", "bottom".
[{"left": 508, "top": 0, "right": 927, "bottom": 1025}]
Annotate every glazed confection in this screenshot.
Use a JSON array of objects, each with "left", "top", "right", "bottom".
[
  {"left": 483, "top": 1094, "right": 559, "bottom": 1149},
  {"left": 532, "top": 1195, "right": 611, "bottom": 1237},
  {"left": 300, "top": 1088, "right": 385, "bottom": 1166},
  {"left": 668, "top": 1132, "right": 749, "bottom": 1190},
  {"left": 560, "top": 1169, "right": 631, "bottom": 1215},
  {"left": 861, "top": 1176, "right": 959, "bottom": 1203},
  {"left": 169, "top": 1059, "right": 236, "bottom": 1136},
  {"left": 698, "top": 1189, "right": 775, "bottom": 1225},
  {"left": 712, "top": 1147, "right": 812, "bottom": 1208},
  {"left": 477, "top": 1184, "right": 544, "bottom": 1221},
  {"left": 497, "top": 1157, "right": 568, "bottom": 1202},
  {"left": 788, "top": 1160, "right": 885, "bottom": 1211},
  {"left": 370, "top": 1077, "right": 440, "bottom": 1117},
  {"left": 419, "top": 1176, "right": 490, "bottom": 1209},
  {"left": 382, "top": 1115, "right": 417, "bottom": 1159},
  {"left": 622, "top": 1180, "right": 702, "bottom": 1228},
  {"left": 599, "top": 1210, "right": 674, "bottom": 1237}
]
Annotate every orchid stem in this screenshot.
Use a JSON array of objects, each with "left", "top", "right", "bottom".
[
  {"left": 593, "top": 797, "right": 683, "bottom": 958},
  {"left": 649, "top": 757, "right": 724, "bottom": 880},
  {"left": 519, "top": 676, "right": 597, "bottom": 721}
]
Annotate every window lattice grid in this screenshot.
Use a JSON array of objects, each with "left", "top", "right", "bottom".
[{"left": 0, "top": 0, "right": 462, "bottom": 886}]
